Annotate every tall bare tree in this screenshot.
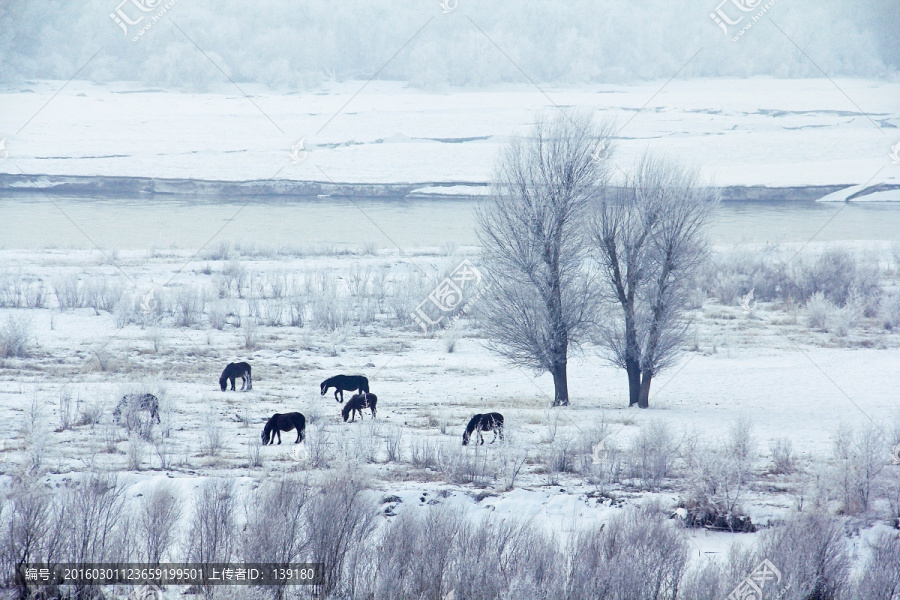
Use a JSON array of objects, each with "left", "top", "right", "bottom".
[
  {"left": 476, "top": 112, "right": 613, "bottom": 406},
  {"left": 590, "top": 155, "right": 717, "bottom": 408}
]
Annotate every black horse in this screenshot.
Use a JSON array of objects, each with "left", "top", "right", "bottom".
[
  {"left": 113, "top": 393, "right": 161, "bottom": 424},
  {"left": 342, "top": 393, "right": 377, "bottom": 422},
  {"left": 462, "top": 413, "right": 504, "bottom": 446},
  {"left": 261, "top": 412, "right": 306, "bottom": 445},
  {"left": 321, "top": 374, "right": 369, "bottom": 403},
  {"left": 220, "top": 362, "right": 252, "bottom": 391}
]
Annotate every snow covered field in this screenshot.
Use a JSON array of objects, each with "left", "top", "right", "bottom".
[{"left": 1, "top": 237, "right": 899, "bottom": 582}]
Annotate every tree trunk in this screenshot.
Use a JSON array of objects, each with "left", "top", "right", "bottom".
[
  {"left": 637, "top": 369, "right": 652, "bottom": 408},
  {"left": 551, "top": 362, "right": 569, "bottom": 406},
  {"left": 625, "top": 358, "right": 641, "bottom": 406}
]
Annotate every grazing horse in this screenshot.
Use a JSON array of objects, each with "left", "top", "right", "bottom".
[
  {"left": 261, "top": 412, "right": 306, "bottom": 445},
  {"left": 462, "top": 413, "right": 504, "bottom": 446},
  {"left": 321, "top": 374, "right": 369, "bottom": 403},
  {"left": 342, "top": 393, "right": 377, "bottom": 422},
  {"left": 113, "top": 393, "right": 161, "bottom": 424},
  {"left": 220, "top": 362, "right": 252, "bottom": 391}
]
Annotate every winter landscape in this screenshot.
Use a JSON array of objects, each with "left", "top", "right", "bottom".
[{"left": 1, "top": 2, "right": 900, "bottom": 599}]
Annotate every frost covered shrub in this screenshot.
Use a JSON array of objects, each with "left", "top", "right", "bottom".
[
  {"left": 793, "top": 248, "right": 881, "bottom": 310},
  {"left": 882, "top": 291, "right": 900, "bottom": 330},
  {"left": 755, "top": 512, "right": 852, "bottom": 600},
  {"left": 681, "top": 419, "right": 757, "bottom": 533},
  {"left": 83, "top": 277, "right": 123, "bottom": 314},
  {"left": 854, "top": 531, "right": 900, "bottom": 600},
  {"left": 769, "top": 436, "right": 797, "bottom": 474},
  {"left": 805, "top": 291, "right": 862, "bottom": 334},
  {"left": 186, "top": 480, "right": 237, "bottom": 567},
  {"left": 702, "top": 246, "right": 792, "bottom": 304},
  {"left": 626, "top": 420, "right": 679, "bottom": 490},
  {"left": 831, "top": 424, "right": 885, "bottom": 514},
  {"left": 567, "top": 505, "right": 688, "bottom": 600},
  {"left": 0, "top": 315, "right": 32, "bottom": 357},
  {"left": 306, "top": 471, "right": 378, "bottom": 598},
  {"left": 173, "top": 287, "right": 203, "bottom": 327}
]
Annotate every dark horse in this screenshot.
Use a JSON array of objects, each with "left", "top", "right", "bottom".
[
  {"left": 113, "top": 393, "right": 161, "bottom": 424},
  {"left": 321, "top": 374, "right": 369, "bottom": 403},
  {"left": 220, "top": 362, "right": 252, "bottom": 391},
  {"left": 462, "top": 413, "right": 504, "bottom": 445},
  {"left": 342, "top": 393, "right": 377, "bottom": 422},
  {"left": 261, "top": 412, "right": 306, "bottom": 445}
]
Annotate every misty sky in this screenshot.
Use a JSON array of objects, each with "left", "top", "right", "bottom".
[{"left": 0, "top": 0, "right": 897, "bottom": 90}]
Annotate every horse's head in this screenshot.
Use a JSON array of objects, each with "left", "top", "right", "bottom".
[
  {"left": 261, "top": 424, "right": 271, "bottom": 445},
  {"left": 320, "top": 381, "right": 328, "bottom": 396},
  {"left": 219, "top": 375, "right": 227, "bottom": 391},
  {"left": 462, "top": 431, "right": 470, "bottom": 445},
  {"left": 341, "top": 404, "right": 351, "bottom": 422}
]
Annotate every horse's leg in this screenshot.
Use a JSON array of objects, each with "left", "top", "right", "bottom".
[
  {"left": 240, "top": 375, "right": 245, "bottom": 391},
  {"left": 276, "top": 430, "right": 282, "bottom": 444}
]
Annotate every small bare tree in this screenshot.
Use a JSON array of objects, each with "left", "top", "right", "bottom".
[
  {"left": 137, "top": 484, "right": 183, "bottom": 566},
  {"left": 590, "top": 154, "right": 717, "bottom": 407},
  {"left": 476, "top": 111, "right": 613, "bottom": 406}
]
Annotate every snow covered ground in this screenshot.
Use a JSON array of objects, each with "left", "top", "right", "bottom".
[
  {"left": 1, "top": 78, "right": 899, "bottom": 192},
  {"left": 1, "top": 242, "right": 899, "bottom": 572}
]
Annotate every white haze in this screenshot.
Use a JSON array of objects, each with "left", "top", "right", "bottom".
[{"left": 0, "top": 0, "right": 897, "bottom": 91}]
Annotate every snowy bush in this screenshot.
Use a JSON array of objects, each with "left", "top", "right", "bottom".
[
  {"left": 882, "top": 291, "right": 900, "bottom": 330},
  {"left": 0, "top": 314, "right": 32, "bottom": 358},
  {"left": 755, "top": 512, "right": 852, "bottom": 600},
  {"left": 770, "top": 436, "right": 797, "bottom": 474},
  {"left": 626, "top": 420, "right": 679, "bottom": 490},
  {"left": 136, "top": 484, "right": 183, "bottom": 565},
  {"left": 567, "top": 504, "right": 688, "bottom": 600},
  {"left": 831, "top": 424, "right": 886, "bottom": 514}
]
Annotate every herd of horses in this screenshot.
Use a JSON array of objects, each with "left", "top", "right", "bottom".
[{"left": 114, "top": 364, "right": 504, "bottom": 449}]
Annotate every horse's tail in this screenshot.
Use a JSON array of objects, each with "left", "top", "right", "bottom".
[
  {"left": 246, "top": 367, "right": 252, "bottom": 391},
  {"left": 361, "top": 377, "right": 370, "bottom": 393},
  {"left": 298, "top": 415, "right": 307, "bottom": 443}
]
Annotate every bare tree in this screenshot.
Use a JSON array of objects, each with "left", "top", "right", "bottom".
[
  {"left": 137, "top": 484, "right": 183, "bottom": 566},
  {"left": 589, "top": 154, "right": 717, "bottom": 407},
  {"left": 186, "top": 478, "right": 237, "bottom": 591},
  {"left": 476, "top": 111, "right": 614, "bottom": 406},
  {"left": 243, "top": 476, "right": 312, "bottom": 600}
]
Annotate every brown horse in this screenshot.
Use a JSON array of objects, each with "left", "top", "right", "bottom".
[
  {"left": 261, "top": 412, "right": 306, "bottom": 445},
  {"left": 342, "top": 393, "right": 377, "bottom": 422},
  {"left": 462, "top": 413, "right": 504, "bottom": 445}
]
